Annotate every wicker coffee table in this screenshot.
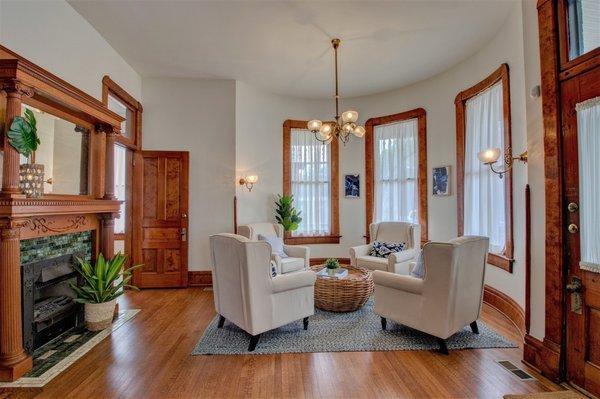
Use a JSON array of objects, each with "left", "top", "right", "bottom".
[{"left": 310, "top": 264, "right": 374, "bottom": 312}]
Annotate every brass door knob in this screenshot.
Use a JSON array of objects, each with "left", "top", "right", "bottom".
[{"left": 568, "top": 224, "right": 579, "bottom": 234}]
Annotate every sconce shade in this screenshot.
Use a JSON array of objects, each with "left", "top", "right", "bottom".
[
  {"left": 246, "top": 175, "right": 258, "bottom": 184},
  {"left": 477, "top": 148, "right": 502, "bottom": 164}
]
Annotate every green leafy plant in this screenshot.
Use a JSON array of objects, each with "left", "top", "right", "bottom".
[
  {"left": 325, "top": 258, "right": 340, "bottom": 270},
  {"left": 7, "top": 108, "right": 40, "bottom": 158},
  {"left": 275, "top": 194, "right": 302, "bottom": 232},
  {"left": 70, "top": 253, "right": 143, "bottom": 304}
]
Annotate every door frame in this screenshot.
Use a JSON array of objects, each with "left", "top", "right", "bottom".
[{"left": 529, "top": 0, "right": 600, "bottom": 383}]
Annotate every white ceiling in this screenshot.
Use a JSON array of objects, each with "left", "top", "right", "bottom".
[{"left": 69, "top": 0, "right": 515, "bottom": 99}]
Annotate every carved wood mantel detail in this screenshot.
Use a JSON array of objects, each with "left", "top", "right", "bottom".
[{"left": 0, "top": 45, "right": 123, "bottom": 381}]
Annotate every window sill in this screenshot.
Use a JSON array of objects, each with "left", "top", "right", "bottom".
[
  {"left": 284, "top": 235, "right": 341, "bottom": 245},
  {"left": 488, "top": 252, "right": 514, "bottom": 273}
]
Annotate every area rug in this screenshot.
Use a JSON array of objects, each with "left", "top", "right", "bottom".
[
  {"left": 192, "top": 299, "right": 515, "bottom": 355},
  {"left": 0, "top": 309, "right": 140, "bottom": 388}
]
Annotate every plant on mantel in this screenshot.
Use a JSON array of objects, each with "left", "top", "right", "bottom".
[
  {"left": 70, "top": 253, "right": 142, "bottom": 331},
  {"left": 7, "top": 108, "right": 40, "bottom": 159}
]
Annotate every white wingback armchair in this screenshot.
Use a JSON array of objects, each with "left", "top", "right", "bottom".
[
  {"left": 237, "top": 222, "right": 309, "bottom": 275},
  {"left": 373, "top": 236, "right": 489, "bottom": 354},
  {"left": 210, "top": 233, "right": 316, "bottom": 351},
  {"left": 349, "top": 222, "right": 420, "bottom": 274}
]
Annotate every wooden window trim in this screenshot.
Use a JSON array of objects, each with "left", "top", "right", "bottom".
[
  {"left": 102, "top": 76, "right": 143, "bottom": 150},
  {"left": 283, "top": 119, "right": 340, "bottom": 245},
  {"left": 364, "top": 108, "right": 428, "bottom": 244},
  {"left": 455, "top": 63, "right": 514, "bottom": 273}
]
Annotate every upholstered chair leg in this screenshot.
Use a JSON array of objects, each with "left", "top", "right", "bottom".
[
  {"left": 248, "top": 334, "right": 261, "bottom": 352},
  {"left": 437, "top": 338, "right": 449, "bottom": 355},
  {"left": 217, "top": 315, "right": 225, "bottom": 328},
  {"left": 381, "top": 317, "right": 387, "bottom": 330},
  {"left": 303, "top": 317, "right": 309, "bottom": 330},
  {"left": 470, "top": 321, "right": 479, "bottom": 334}
]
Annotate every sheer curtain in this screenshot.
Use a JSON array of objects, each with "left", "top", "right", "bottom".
[
  {"left": 577, "top": 97, "right": 600, "bottom": 272},
  {"left": 114, "top": 144, "right": 127, "bottom": 234},
  {"left": 373, "top": 119, "right": 418, "bottom": 224},
  {"left": 464, "top": 82, "right": 506, "bottom": 254},
  {"left": 291, "top": 129, "right": 331, "bottom": 236}
]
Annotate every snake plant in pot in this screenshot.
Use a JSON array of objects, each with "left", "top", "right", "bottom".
[{"left": 70, "top": 253, "right": 142, "bottom": 331}]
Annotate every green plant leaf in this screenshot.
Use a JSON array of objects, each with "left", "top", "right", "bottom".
[{"left": 7, "top": 110, "right": 40, "bottom": 157}]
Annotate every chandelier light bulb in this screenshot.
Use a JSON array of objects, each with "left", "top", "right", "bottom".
[
  {"left": 307, "top": 119, "right": 323, "bottom": 132},
  {"left": 342, "top": 110, "right": 358, "bottom": 123},
  {"left": 342, "top": 123, "right": 354, "bottom": 134},
  {"left": 353, "top": 125, "right": 366, "bottom": 138}
]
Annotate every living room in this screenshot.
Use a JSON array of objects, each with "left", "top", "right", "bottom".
[{"left": 0, "top": 0, "right": 598, "bottom": 398}]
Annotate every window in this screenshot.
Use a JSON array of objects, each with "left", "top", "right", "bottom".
[
  {"left": 455, "top": 64, "right": 514, "bottom": 272},
  {"left": 365, "top": 108, "right": 427, "bottom": 243},
  {"left": 566, "top": 0, "right": 600, "bottom": 60},
  {"left": 283, "top": 120, "right": 340, "bottom": 244},
  {"left": 102, "top": 76, "right": 142, "bottom": 150},
  {"left": 114, "top": 144, "right": 127, "bottom": 235}
]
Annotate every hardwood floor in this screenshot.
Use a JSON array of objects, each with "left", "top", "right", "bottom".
[{"left": 1, "top": 288, "right": 564, "bottom": 399}]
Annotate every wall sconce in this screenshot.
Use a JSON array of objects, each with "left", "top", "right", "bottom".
[
  {"left": 478, "top": 147, "right": 528, "bottom": 179},
  {"left": 239, "top": 175, "right": 258, "bottom": 192}
]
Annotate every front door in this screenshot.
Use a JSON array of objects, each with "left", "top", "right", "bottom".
[
  {"left": 133, "top": 151, "right": 189, "bottom": 288},
  {"left": 562, "top": 63, "right": 600, "bottom": 395}
]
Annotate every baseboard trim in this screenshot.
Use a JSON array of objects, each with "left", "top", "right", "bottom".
[
  {"left": 483, "top": 285, "right": 526, "bottom": 337},
  {"left": 523, "top": 334, "right": 561, "bottom": 382},
  {"left": 188, "top": 271, "right": 212, "bottom": 287},
  {"left": 309, "top": 257, "right": 351, "bottom": 266}
]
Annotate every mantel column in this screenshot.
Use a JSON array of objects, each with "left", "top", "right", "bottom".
[
  {"left": 1, "top": 80, "right": 33, "bottom": 199},
  {"left": 100, "top": 214, "right": 115, "bottom": 259},
  {"left": 0, "top": 219, "right": 32, "bottom": 381},
  {"left": 102, "top": 125, "right": 118, "bottom": 201}
]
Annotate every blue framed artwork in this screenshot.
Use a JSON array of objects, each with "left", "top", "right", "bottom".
[
  {"left": 433, "top": 166, "right": 450, "bottom": 196},
  {"left": 344, "top": 174, "right": 360, "bottom": 198}
]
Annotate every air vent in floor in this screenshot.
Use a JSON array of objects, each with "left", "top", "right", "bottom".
[{"left": 497, "top": 360, "right": 536, "bottom": 381}]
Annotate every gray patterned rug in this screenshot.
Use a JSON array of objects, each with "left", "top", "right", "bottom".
[{"left": 192, "top": 299, "right": 516, "bottom": 355}]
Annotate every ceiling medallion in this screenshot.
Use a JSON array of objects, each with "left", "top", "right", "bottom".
[{"left": 307, "top": 38, "right": 365, "bottom": 145}]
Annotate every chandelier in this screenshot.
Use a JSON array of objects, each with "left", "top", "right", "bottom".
[{"left": 307, "top": 38, "right": 365, "bottom": 144}]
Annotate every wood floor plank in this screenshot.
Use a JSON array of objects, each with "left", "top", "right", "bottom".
[{"left": 1, "top": 288, "right": 564, "bottom": 398}]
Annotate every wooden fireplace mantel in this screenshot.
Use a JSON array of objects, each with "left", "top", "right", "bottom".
[{"left": 0, "top": 45, "right": 124, "bottom": 381}]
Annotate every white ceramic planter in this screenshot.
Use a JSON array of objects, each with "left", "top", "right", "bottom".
[{"left": 84, "top": 299, "right": 116, "bottom": 331}]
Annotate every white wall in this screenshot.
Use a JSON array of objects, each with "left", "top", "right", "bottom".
[
  {"left": 143, "top": 78, "right": 236, "bottom": 271},
  {"left": 0, "top": 0, "right": 141, "bottom": 100}
]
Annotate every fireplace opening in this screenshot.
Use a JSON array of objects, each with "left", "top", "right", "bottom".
[{"left": 21, "top": 253, "right": 85, "bottom": 353}]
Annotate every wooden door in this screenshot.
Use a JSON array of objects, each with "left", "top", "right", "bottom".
[
  {"left": 133, "top": 151, "right": 189, "bottom": 288},
  {"left": 562, "top": 64, "right": 600, "bottom": 395}
]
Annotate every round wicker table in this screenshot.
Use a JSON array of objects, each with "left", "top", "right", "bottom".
[{"left": 310, "top": 265, "right": 374, "bottom": 312}]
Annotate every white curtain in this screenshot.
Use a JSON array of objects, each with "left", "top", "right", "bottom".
[
  {"left": 464, "top": 82, "right": 506, "bottom": 254},
  {"left": 581, "top": 0, "right": 600, "bottom": 54},
  {"left": 373, "top": 119, "right": 418, "bottom": 224},
  {"left": 577, "top": 97, "right": 600, "bottom": 272},
  {"left": 291, "top": 129, "right": 330, "bottom": 236},
  {"left": 114, "top": 144, "right": 127, "bottom": 234}
]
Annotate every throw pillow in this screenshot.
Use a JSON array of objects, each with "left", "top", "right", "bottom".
[
  {"left": 369, "top": 241, "right": 406, "bottom": 258},
  {"left": 258, "top": 234, "right": 288, "bottom": 258},
  {"left": 410, "top": 250, "right": 425, "bottom": 279}
]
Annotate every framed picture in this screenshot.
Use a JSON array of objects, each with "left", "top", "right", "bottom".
[
  {"left": 433, "top": 166, "right": 451, "bottom": 196},
  {"left": 344, "top": 174, "right": 360, "bottom": 198}
]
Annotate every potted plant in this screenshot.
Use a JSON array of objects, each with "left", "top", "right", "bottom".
[
  {"left": 274, "top": 194, "right": 302, "bottom": 232},
  {"left": 70, "top": 253, "right": 142, "bottom": 331},
  {"left": 325, "top": 258, "right": 340, "bottom": 276},
  {"left": 7, "top": 108, "right": 44, "bottom": 197}
]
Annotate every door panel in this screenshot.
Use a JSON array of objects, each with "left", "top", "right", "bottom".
[
  {"left": 133, "top": 151, "right": 189, "bottom": 288},
  {"left": 562, "top": 65, "right": 600, "bottom": 395}
]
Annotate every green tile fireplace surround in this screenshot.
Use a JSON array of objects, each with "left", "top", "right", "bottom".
[{"left": 20, "top": 231, "right": 93, "bottom": 266}]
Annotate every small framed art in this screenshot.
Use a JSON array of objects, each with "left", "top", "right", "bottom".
[
  {"left": 433, "top": 166, "right": 450, "bottom": 196},
  {"left": 344, "top": 174, "right": 360, "bottom": 198}
]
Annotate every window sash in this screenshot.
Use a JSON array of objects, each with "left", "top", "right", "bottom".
[
  {"left": 463, "top": 82, "right": 506, "bottom": 254},
  {"left": 114, "top": 144, "right": 127, "bottom": 235},
  {"left": 290, "top": 129, "right": 331, "bottom": 236},
  {"left": 373, "top": 118, "right": 419, "bottom": 224}
]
